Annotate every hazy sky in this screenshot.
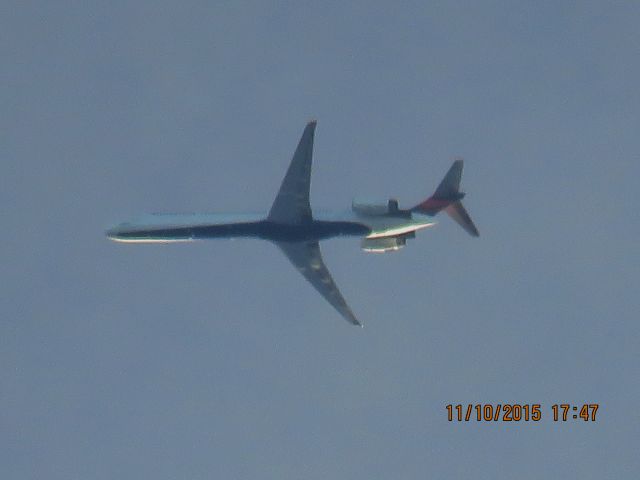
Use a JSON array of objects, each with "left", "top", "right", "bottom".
[{"left": 2, "top": 2, "right": 639, "bottom": 478}]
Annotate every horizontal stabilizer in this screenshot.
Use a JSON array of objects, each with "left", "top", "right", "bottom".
[{"left": 445, "top": 201, "right": 479, "bottom": 237}]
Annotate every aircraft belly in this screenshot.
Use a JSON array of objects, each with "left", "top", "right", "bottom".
[
  {"left": 107, "top": 236, "right": 194, "bottom": 244},
  {"left": 107, "top": 214, "right": 369, "bottom": 243},
  {"left": 106, "top": 213, "right": 266, "bottom": 243}
]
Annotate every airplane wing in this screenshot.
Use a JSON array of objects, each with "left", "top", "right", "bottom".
[
  {"left": 267, "top": 121, "right": 316, "bottom": 224},
  {"left": 277, "top": 240, "right": 361, "bottom": 326}
]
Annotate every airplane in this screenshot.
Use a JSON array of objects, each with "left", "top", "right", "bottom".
[{"left": 106, "top": 121, "right": 479, "bottom": 326}]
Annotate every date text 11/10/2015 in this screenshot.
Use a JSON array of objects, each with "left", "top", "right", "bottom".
[{"left": 446, "top": 404, "right": 599, "bottom": 422}]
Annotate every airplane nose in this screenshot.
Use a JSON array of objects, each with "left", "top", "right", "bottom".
[{"left": 105, "top": 226, "right": 121, "bottom": 240}]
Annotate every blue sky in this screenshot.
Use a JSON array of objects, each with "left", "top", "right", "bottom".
[{"left": 2, "top": 2, "right": 639, "bottom": 478}]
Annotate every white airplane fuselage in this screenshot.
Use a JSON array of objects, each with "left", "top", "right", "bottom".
[{"left": 106, "top": 209, "right": 437, "bottom": 244}]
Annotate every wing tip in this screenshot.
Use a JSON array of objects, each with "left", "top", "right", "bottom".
[{"left": 346, "top": 313, "right": 363, "bottom": 327}]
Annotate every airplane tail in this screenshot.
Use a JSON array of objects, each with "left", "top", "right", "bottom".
[{"left": 411, "top": 159, "right": 479, "bottom": 237}]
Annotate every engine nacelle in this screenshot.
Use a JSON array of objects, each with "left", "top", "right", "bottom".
[
  {"left": 361, "top": 235, "right": 407, "bottom": 253},
  {"left": 352, "top": 198, "right": 400, "bottom": 216}
]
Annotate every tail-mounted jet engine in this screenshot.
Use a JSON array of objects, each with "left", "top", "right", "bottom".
[{"left": 361, "top": 231, "right": 416, "bottom": 253}]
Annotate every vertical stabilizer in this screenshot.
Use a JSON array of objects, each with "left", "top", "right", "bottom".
[{"left": 412, "top": 160, "right": 479, "bottom": 237}]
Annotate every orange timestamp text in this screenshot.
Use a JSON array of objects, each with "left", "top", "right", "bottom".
[{"left": 446, "top": 404, "right": 599, "bottom": 422}]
